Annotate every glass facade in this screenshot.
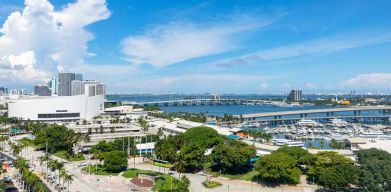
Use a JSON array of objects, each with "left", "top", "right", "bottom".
[{"left": 38, "top": 113, "right": 80, "bottom": 119}]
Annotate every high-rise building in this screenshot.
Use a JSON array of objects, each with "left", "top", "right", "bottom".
[
  {"left": 34, "top": 85, "right": 51, "bottom": 96},
  {"left": 75, "top": 74, "right": 83, "bottom": 81},
  {"left": 49, "top": 77, "right": 58, "bottom": 96},
  {"left": 71, "top": 80, "right": 105, "bottom": 96},
  {"left": 0, "top": 87, "right": 7, "bottom": 96},
  {"left": 58, "top": 73, "right": 76, "bottom": 96},
  {"left": 10, "top": 89, "right": 28, "bottom": 96},
  {"left": 287, "top": 89, "right": 302, "bottom": 101},
  {"left": 71, "top": 80, "right": 98, "bottom": 96}
]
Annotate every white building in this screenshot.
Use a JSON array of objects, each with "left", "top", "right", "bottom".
[
  {"left": 71, "top": 80, "right": 105, "bottom": 96},
  {"left": 7, "top": 94, "right": 104, "bottom": 121}
]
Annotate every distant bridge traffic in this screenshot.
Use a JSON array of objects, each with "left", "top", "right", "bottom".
[{"left": 129, "top": 99, "right": 275, "bottom": 106}]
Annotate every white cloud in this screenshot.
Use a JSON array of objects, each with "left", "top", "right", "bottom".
[
  {"left": 109, "top": 73, "right": 275, "bottom": 93},
  {"left": 343, "top": 73, "right": 391, "bottom": 89},
  {"left": 0, "top": 0, "right": 110, "bottom": 83},
  {"left": 215, "top": 32, "right": 391, "bottom": 67},
  {"left": 121, "top": 16, "right": 271, "bottom": 68},
  {"left": 0, "top": 51, "right": 50, "bottom": 82}
]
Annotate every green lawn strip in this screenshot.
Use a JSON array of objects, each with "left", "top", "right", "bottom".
[
  {"left": 202, "top": 180, "right": 222, "bottom": 188},
  {"left": 18, "top": 138, "right": 42, "bottom": 149},
  {"left": 122, "top": 168, "right": 156, "bottom": 178},
  {"left": 209, "top": 170, "right": 258, "bottom": 181},
  {"left": 81, "top": 165, "right": 119, "bottom": 176},
  {"left": 54, "top": 150, "right": 86, "bottom": 161},
  {"left": 153, "top": 162, "right": 172, "bottom": 168}
]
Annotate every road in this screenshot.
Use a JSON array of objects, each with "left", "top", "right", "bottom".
[
  {"left": 131, "top": 159, "right": 317, "bottom": 192},
  {"left": 7, "top": 135, "right": 316, "bottom": 192}
]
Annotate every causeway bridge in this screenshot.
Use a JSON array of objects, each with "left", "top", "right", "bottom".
[
  {"left": 131, "top": 99, "right": 274, "bottom": 106},
  {"left": 233, "top": 106, "right": 391, "bottom": 125}
]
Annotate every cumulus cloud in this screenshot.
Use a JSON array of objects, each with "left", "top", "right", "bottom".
[
  {"left": 0, "top": 0, "right": 110, "bottom": 83},
  {"left": 121, "top": 16, "right": 272, "bottom": 68},
  {"left": 215, "top": 32, "right": 391, "bottom": 67},
  {"left": 342, "top": 73, "right": 391, "bottom": 89}
]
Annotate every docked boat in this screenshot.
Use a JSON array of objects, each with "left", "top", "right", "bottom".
[
  {"left": 272, "top": 138, "right": 304, "bottom": 147},
  {"left": 296, "top": 119, "right": 322, "bottom": 127},
  {"left": 328, "top": 119, "right": 349, "bottom": 127}
]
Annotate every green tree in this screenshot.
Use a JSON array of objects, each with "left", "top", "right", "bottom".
[
  {"left": 275, "top": 146, "right": 316, "bottom": 166},
  {"left": 356, "top": 148, "right": 391, "bottom": 192},
  {"left": 102, "top": 150, "right": 128, "bottom": 172},
  {"left": 307, "top": 151, "right": 357, "bottom": 190},
  {"left": 155, "top": 136, "right": 179, "bottom": 163},
  {"left": 211, "top": 140, "right": 256, "bottom": 174},
  {"left": 180, "top": 127, "right": 223, "bottom": 148},
  {"left": 255, "top": 152, "right": 301, "bottom": 184},
  {"left": 177, "top": 143, "right": 206, "bottom": 172}
]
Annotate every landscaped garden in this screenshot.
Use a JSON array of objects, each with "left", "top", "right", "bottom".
[
  {"left": 54, "top": 150, "right": 85, "bottom": 161},
  {"left": 202, "top": 180, "right": 222, "bottom": 188},
  {"left": 122, "top": 168, "right": 190, "bottom": 192}
]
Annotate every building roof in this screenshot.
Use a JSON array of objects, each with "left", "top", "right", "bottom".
[
  {"left": 347, "top": 137, "right": 368, "bottom": 144},
  {"left": 104, "top": 105, "right": 133, "bottom": 112},
  {"left": 358, "top": 139, "right": 391, "bottom": 154},
  {"left": 228, "top": 134, "right": 240, "bottom": 140},
  {"left": 136, "top": 142, "right": 155, "bottom": 150}
]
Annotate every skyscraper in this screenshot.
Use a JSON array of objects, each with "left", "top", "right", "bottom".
[
  {"left": 71, "top": 80, "right": 98, "bottom": 96},
  {"left": 287, "top": 89, "right": 302, "bottom": 101},
  {"left": 75, "top": 74, "right": 83, "bottom": 81},
  {"left": 34, "top": 85, "right": 51, "bottom": 96},
  {"left": 58, "top": 72, "right": 76, "bottom": 96},
  {"left": 0, "top": 87, "right": 7, "bottom": 96},
  {"left": 49, "top": 77, "right": 58, "bottom": 96}
]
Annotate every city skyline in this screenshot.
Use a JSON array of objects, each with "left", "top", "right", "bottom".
[{"left": 0, "top": 0, "right": 390, "bottom": 94}]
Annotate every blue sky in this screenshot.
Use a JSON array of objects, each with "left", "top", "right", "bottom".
[{"left": 0, "top": 0, "right": 390, "bottom": 94}]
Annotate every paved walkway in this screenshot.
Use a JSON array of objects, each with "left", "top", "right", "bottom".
[{"left": 131, "top": 159, "right": 317, "bottom": 192}]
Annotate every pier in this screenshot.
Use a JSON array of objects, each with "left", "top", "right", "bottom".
[{"left": 234, "top": 106, "right": 391, "bottom": 125}]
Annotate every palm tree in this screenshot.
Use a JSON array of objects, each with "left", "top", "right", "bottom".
[
  {"left": 10, "top": 143, "right": 23, "bottom": 157},
  {"left": 63, "top": 173, "right": 74, "bottom": 192},
  {"left": 175, "top": 159, "right": 186, "bottom": 179},
  {"left": 157, "top": 128, "right": 164, "bottom": 139},
  {"left": 48, "top": 159, "right": 64, "bottom": 185},
  {"left": 60, "top": 168, "right": 67, "bottom": 188},
  {"left": 34, "top": 182, "right": 46, "bottom": 192},
  {"left": 38, "top": 154, "right": 52, "bottom": 176}
]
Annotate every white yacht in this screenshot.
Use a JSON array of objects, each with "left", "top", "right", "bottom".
[
  {"left": 272, "top": 138, "right": 304, "bottom": 147},
  {"left": 360, "top": 130, "right": 386, "bottom": 138},
  {"left": 329, "top": 119, "right": 349, "bottom": 127},
  {"left": 296, "top": 119, "right": 322, "bottom": 127}
]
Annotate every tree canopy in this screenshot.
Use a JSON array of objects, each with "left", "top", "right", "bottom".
[
  {"left": 255, "top": 152, "right": 301, "bottom": 184},
  {"left": 356, "top": 148, "right": 391, "bottom": 192},
  {"left": 179, "top": 127, "right": 224, "bottom": 149},
  {"left": 102, "top": 150, "right": 128, "bottom": 172},
  {"left": 211, "top": 140, "right": 256, "bottom": 174},
  {"left": 307, "top": 151, "right": 357, "bottom": 190}
]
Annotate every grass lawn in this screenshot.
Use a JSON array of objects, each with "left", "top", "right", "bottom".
[
  {"left": 54, "top": 151, "right": 86, "bottom": 161},
  {"left": 18, "top": 138, "right": 42, "bottom": 148},
  {"left": 202, "top": 180, "right": 222, "bottom": 188},
  {"left": 81, "top": 165, "right": 119, "bottom": 176},
  {"left": 122, "top": 168, "right": 180, "bottom": 191},
  {"left": 153, "top": 162, "right": 172, "bottom": 168},
  {"left": 211, "top": 170, "right": 259, "bottom": 181},
  {"left": 122, "top": 168, "right": 156, "bottom": 178}
]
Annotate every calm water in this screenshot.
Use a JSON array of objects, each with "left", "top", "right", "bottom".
[
  {"left": 107, "top": 94, "right": 332, "bottom": 116},
  {"left": 159, "top": 105, "right": 328, "bottom": 116}
]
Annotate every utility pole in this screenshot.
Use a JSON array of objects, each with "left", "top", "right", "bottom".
[{"left": 127, "top": 137, "right": 130, "bottom": 156}]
